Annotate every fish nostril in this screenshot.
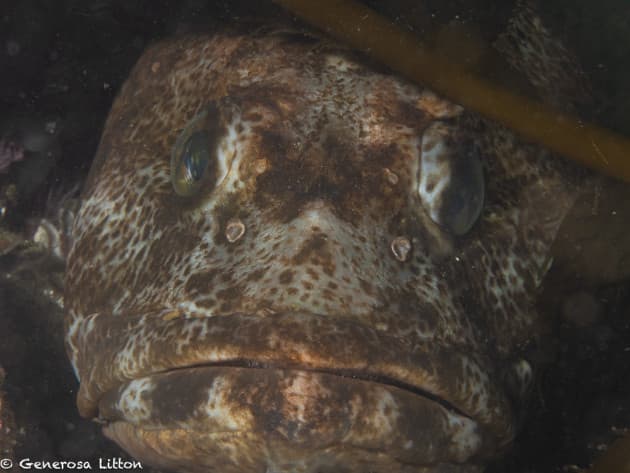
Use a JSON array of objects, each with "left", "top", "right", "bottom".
[
  {"left": 383, "top": 167, "right": 399, "bottom": 185},
  {"left": 225, "top": 218, "right": 245, "bottom": 243},
  {"left": 391, "top": 236, "right": 412, "bottom": 262},
  {"left": 254, "top": 158, "right": 269, "bottom": 174}
]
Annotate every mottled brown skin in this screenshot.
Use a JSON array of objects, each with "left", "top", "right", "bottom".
[{"left": 64, "top": 21, "right": 582, "bottom": 473}]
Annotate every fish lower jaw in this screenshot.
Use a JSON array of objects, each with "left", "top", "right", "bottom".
[{"left": 98, "top": 365, "right": 490, "bottom": 473}]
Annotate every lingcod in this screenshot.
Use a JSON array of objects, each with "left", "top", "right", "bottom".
[{"left": 64, "top": 5, "right": 587, "bottom": 473}]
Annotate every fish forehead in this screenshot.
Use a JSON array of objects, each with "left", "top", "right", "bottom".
[{"left": 64, "top": 29, "right": 580, "bottom": 472}]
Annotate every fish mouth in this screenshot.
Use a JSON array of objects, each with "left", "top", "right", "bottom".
[
  {"left": 130, "top": 358, "right": 472, "bottom": 417},
  {"left": 68, "top": 310, "right": 514, "bottom": 471}
]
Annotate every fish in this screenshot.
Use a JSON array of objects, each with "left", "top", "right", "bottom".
[{"left": 63, "top": 5, "right": 588, "bottom": 473}]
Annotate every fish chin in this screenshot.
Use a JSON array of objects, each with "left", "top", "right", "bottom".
[{"left": 100, "top": 367, "right": 487, "bottom": 473}]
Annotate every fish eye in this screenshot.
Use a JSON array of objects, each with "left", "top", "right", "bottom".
[
  {"left": 417, "top": 121, "right": 485, "bottom": 235},
  {"left": 171, "top": 107, "right": 218, "bottom": 197}
]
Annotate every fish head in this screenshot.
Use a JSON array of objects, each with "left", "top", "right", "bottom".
[{"left": 64, "top": 29, "right": 580, "bottom": 473}]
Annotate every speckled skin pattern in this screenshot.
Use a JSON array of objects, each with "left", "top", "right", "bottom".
[{"left": 64, "top": 20, "right": 582, "bottom": 473}]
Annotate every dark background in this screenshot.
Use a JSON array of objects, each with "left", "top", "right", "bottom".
[{"left": 1, "top": 1, "right": 629, "bottom": 472}]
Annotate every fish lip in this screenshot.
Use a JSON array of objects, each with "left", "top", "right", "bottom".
[
  {"left": 148, "top": 359, "right": 472, "bottom": 419},
  {"left": 68, "top": 309, "right": 515, "bottom": 444}
]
